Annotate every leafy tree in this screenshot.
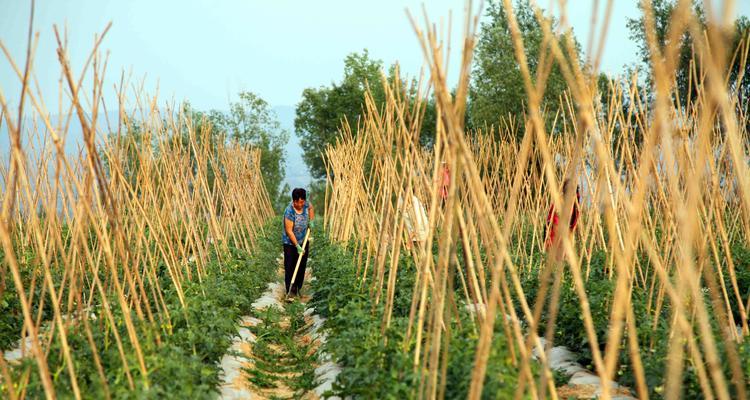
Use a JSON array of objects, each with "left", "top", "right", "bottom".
[
  {"left": 176, "top": 105, "right": 225, "bottom": 190},
  {"left": 730, "top": 18, "right": 750, "bottom": 108},
  {"left": 627, "top": 0, "right": 750, "bottom": 109},
  {"left": 295, "top": 51, "right": 384, "bottom": 180},
  {"left": 596, "top": 68, "right": 649, "bottom": 167},
  {"left": 215, "top": 92, "right": 288, "bottom": 207},
  {"left": 469, "top": 0, "right": 579, "bottom": 138},
  {"left": 295, "top": 50, "right": 437, "bottom": 179},
  {"left": 101, "top": 93, "right": 287, "bottom": 212},
  {"left": 307, "top": 179, "right": 326, "bottom": 222},
  {"left": 102, "top": 122, "right": 151, "bottom": 189},
  {"left": 181, "top": 92, "right": 289, "bottom": 210},
  {"left": 626, "top": 0, "right": 706, "bottom": 105}
]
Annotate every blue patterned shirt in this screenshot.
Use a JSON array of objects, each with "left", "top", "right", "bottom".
[{"left": 282, "top": 202, "right": 309, "bottom": 245}]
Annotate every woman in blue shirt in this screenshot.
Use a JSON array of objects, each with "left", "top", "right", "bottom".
[{"left": 282, "top": 188, "right": 314, "bottom": 297}]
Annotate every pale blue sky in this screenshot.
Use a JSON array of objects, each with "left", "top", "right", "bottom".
[{"left": 3, "top": 0, "right": 748, "bottom": 112}]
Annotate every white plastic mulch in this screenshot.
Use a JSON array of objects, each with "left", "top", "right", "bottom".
[
  {"left": 465, "top": 302, "right": 637, "bottom": 399},
  {"left": 218, "top": 255, "right": 343, "bottom": 400}
]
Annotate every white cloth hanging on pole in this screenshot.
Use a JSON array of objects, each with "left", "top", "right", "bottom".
[{"left": 399, "top": 194, "right": 428, "bottom": 243}]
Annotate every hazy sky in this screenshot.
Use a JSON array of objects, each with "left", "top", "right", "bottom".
[
  {"left": 2, "top": 1, "right": 749, "bottom": 191},
  {"left": 2, "top": 0, "right": 748, "bottom": 113}
]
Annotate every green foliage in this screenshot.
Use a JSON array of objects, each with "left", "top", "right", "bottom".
[
  {"left": 558, "top": 259, "right": 644, "bottom": 365},
  {"left": 101, "top": 122, "right": 152, "bottom": 190},
  {"left": 443, "top": 313, "right": 524, "bottom": 399},
  {"left": 310, "top": 231, "right": 521, "bottom": 399},
  {"left": 469, "top": 0, "right": 580, "bottom": 136},
  {"left": 626, "top": 0, "right": 705, "bottom": 105},
  {"left": 104, "top": 96, "right": 288, "bottom": 211},
  {"left": 0, "top": 249, "right": 58, "bottom": 351},
  {"left": 295, "top": 51, "right": 384, "bottom": 180},
  {"left": 520, "top": 246, "right": 750, "bottom": 399},
  {"left": 295, "top": 51, "right": 437, "bottom": 180},
  {"left": 595, "top": 71, "right": 649, "bottom": 165},
  {"left": 307, "top": 239, "right": 367, "bottom": 321},
  {"left": 275, "top": 183, "right": 292, "bottom": 215},
  {"left": 309, "top": 237, "right": 418, "bottom": 398},
  {"left": 721, "top": 243, "right": 750, "bottom": 327},
  {"left": 183, "top": 92, "right": 289, "bottom": 208},
  {"left": 2, "top": 220, "right": 280, "bottom": 399},
  {"left": 0, "top": 284, "right": 23, "bottom": 350},
  {"left": 215, "top": 92, "right": 289, "bottom": 206},
  {"left": 242, "top": 303, "right": 319, "bottom": 396},
  {"left": 524, "top": 250, "right": 653, "bottom": 369},
  {"left": 326, "top": 303, "right": 416, "bottom": 399},
  {"left": 307, "top": 179, "right": 327, "bottom": 223},
  {"left": 626, "top": 0, "right": 750, "bottom": 112}
]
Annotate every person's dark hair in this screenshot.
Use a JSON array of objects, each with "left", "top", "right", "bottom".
[{"left": 292, "top": 188, "right": 307, "bottom": 201}]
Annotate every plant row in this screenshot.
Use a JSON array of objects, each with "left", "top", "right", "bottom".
[
  {"left": 308, "top": 232, "right": 525, "bottom": 399},
  {"left": 516, "top": 245, "right": 750, "bottom": 399},
  {"left": 1, "top": 221, "right": 280, "bottom": 399}
]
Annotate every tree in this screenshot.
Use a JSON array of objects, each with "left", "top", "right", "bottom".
[
  {"left": 626, "top": 0, "right": 705, "bottom": 105},
  {"left": 295, "top": 50, "right": 437, "bottom": 179},
  {"left": 596, "top": 69, "right": 649, "bottom": 170},
  {"left": 295, "top": 51, "right": 384, "bottom": 180},
  {"left": 220, "top": 92, "right": 288, "bottom": 207},
  {"left": 729, "top": 17, "right": 750, "bottom": 108},
  {"left": 469, "top": 0, "right": 579, "bottom": 138},
  {"left": 184, "top": 92, "right": 289, "bottom": 209},
  {"left": 627, "top": 0, "right": 750, "bottom": 109},
  {"left": 102, "top": 121, "right": 150, "bottom": 189}
]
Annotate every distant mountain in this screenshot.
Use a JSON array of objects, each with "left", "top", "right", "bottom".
[{"left": 0, "top": 112, "right": 109, "bottom": 158}]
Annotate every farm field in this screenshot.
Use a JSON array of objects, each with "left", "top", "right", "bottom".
[{"left": 2, "top": 0, "right": 750, "bottom": 399}]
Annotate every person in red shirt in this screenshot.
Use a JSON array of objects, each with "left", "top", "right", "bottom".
[{"left": 544, "top": 179, "right": 580, "bottom": 251}]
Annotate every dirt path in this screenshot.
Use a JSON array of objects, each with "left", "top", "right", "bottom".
[{"left": 220, "top": 257, "right": 328, "bottom": 400}]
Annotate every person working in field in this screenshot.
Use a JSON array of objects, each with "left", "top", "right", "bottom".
[
  {"left": 544, "top": 179, "right": 580, "bottom": 251},
  {"left": 282, "top": 188, "right": 314, "bottom": 297}
]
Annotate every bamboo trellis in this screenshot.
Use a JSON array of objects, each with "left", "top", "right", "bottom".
[
  {"left": 0, "top": 24, "right": 273, "bottom": 399},
  {"left": 323, "top": 1, "right": 750, "bottom": 399}
]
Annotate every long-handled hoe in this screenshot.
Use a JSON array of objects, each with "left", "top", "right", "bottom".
[{"left": 286, "top": 228, "right": 311, "bottom": 300}]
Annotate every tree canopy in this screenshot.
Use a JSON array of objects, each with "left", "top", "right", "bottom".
[
  {"left": 469, "top": 0, "right": 579, "bottom": 137},
  {"left": 626, "top": 0, "right": 750, "bottom": 107},
  {"left": 295, "top": 50, "right": 436, "bottom": 180},
  {"left": 185, "top": 92, "right": 289, "bottom": 209}
]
